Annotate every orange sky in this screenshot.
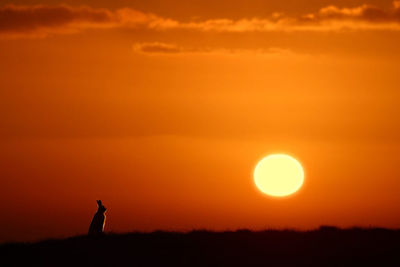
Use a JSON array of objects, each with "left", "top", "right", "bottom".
[{"left": 1, "top": 0, "right": 400, "bottom": 242}]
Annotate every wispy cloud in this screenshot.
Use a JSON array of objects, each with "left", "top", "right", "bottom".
[
  {"left": 132, "top": 42, "right": 302, "bottom": 58},
  {"left": 2, "top": 1, "right": 400, "bottom": 38},
  {"left": 133, "top": 42, "right": 183, "bottom": 54},
  {"left": 178, "top": 1, "right": 400, "bottom": 32},
  {"left": 0, "top": 4, "right": 173, "bottom": 38},
  {"left": 0, "top": 5, "right": 114, "bottom": 38}
]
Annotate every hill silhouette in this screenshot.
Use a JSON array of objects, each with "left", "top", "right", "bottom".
[{"left": 1, "top": 227, "right": 400, "bottom": 266}]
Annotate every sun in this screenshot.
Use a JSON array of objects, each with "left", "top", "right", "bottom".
[{"left": 253, "top": 154, "right": 304, "bottom": 197}]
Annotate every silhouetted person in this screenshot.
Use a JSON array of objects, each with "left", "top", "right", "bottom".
[{"left": 88, "top": 200, "right": 106, "bottom": 236}]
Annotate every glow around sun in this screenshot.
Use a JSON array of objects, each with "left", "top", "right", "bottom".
[{"left": 253, "top": 154, "right": 304, "bottom": 197}]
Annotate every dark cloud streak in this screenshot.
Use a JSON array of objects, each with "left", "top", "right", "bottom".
[
  {"left": 1, "top": 1, "right": 400, "bottom": 38},
  {"left": 0, "top": 5, "right": 114, "bottom": 34},
  {"left": 133, "top": 42, "right": 182, "bottom": 54}
]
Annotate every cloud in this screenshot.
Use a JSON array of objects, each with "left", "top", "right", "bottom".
[
  {"left": 0, "top": 4, "right": 171, "bottom": 38},
  {"left": 2, "top": 1, "right": 400, "bottom": 38},
  {"left": 303, "top": 1, "right": 400, "bottom": 25},
  {"left": 0, "top": 5, "right": 114, "bottom": 38},
  {"left": 133, "top": 42, "right": 183, "bottom": 54},
  {"left": 181, "top": 1, "right": 400, "bottom": 32},
  {"left": 132, "top": 42, "right": 302, "bottom": 58}
]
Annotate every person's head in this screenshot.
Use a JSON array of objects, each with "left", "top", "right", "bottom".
[{"left": 97, "top": 200, "right": 107, "bottom": 213}]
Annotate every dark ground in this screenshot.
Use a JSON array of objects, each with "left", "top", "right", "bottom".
[{"left": 1, "top": 227, "right": 400, "bottom": 266}]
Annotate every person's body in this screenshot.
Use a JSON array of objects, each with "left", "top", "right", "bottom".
[{"left": 88, "top": 200, "right": 106, "bottom": 235}]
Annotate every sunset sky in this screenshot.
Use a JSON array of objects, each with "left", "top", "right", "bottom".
[{"left": 1, "top": 0, "right": 400, "bottom": 242}]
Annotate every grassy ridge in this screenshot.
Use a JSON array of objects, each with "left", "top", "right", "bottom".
[{"left": 1, "top": 227, "right": 400, "bottom": 266}]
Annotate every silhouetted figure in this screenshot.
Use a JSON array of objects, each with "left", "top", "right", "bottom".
[{"left": 88, "top": 200, "right": 106, "bottom": 236}]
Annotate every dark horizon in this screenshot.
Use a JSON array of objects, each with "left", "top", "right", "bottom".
[
  {"left": 2, "top": 225, "right": 400, "bottom": 245},
  {"left": 3, "top": 228, "right": 400, "bottom": 266}
]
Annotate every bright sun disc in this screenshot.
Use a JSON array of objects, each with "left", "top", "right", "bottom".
[{"left": 254, "top": 154, "right": 304, "bottom": 197}]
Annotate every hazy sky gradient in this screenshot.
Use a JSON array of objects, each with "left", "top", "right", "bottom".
[{"left": 1, "top": 0, "right": 400, "bottom": 242}]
